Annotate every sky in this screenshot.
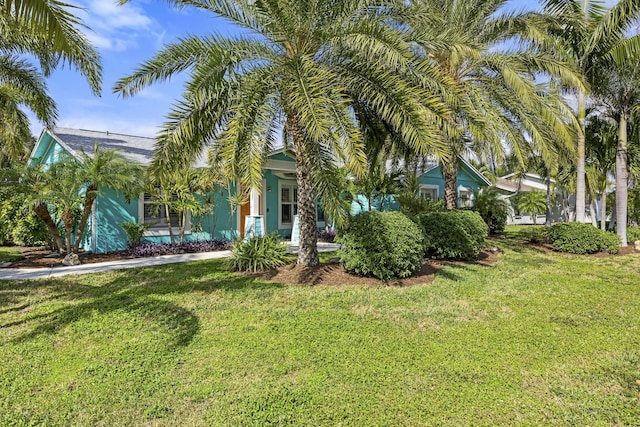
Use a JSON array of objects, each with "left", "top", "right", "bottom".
[{"left": 27, "top": 0, "right": 619, "bottom": 138}]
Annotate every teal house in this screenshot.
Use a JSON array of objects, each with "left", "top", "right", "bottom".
[
  {"left": 29, "top": 128, "right": 311, "bottom": 253},
  {"left": 352, "top": 157, "right": 492, "bottom": 214},
  {"left": 29, "top": 128, "right": 490, "bottom": 254}
]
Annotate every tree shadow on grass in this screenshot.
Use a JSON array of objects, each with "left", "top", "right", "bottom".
[{"left": 1, "top": 259, "right": 283, "bottom": 347}]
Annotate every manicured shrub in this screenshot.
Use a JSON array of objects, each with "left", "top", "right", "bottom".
[
  {"left": 336, "top": 211, "right": 424, "bottom": 280},
  {"left": 130, "top": 239, "right": 232, "bottom": 257},
  {"left": 549, "top": 223, "right": 620, "bottom": 254},
  {"left": 228, "top": 233, "right": 291, "bottom": 272},
  {"left": 627, "top": 226, "right": 640, "bottom": 244},
  {"left": 519, "top": 226, "right": 550, "bottom": 244},
  {"left": 418, "top": 210, "right": 488, "bottom": 260}
]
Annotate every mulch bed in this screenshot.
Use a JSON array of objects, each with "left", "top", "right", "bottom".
[
  {"left": 246, "top": 250, "right": 500, "bottom": 287},
  {"left": 7, "top": 247, "right": 133, "bottom": 269}
]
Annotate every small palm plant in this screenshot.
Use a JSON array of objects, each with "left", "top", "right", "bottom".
[
  {"left": 228, "top": 233, "right": 292, "bottom": 272},
  {"left": 516, "top": 191, "right": 547, "bottom": 225}
]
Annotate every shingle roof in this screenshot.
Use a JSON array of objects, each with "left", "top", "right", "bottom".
[{"left": 47, "top": 127, "right": 209, "bottom": 168}]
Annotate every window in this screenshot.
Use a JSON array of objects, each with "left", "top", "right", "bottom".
[
  {"left": 142, "top": 193, "right": 180, "bottom": 227},
  {"left": 419, "top": 185, "right": 439, "bottom": 201},
  {"left": 138, "top": 192, "right": 190, "bottom": 236},
  {"left": 279, "top": 182, "right": 298, "bottom": 227},
  {"left": 457, "top": 187, "right": 474, "bottom": 208}
]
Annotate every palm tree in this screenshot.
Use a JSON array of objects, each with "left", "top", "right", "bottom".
[
  {"left": 590, "top": 61, "right": 640, "bottom": 246},
  {"left": 402, "top": 0, "right": 582, "bottom": 210},
  {"left": 114, "top": 0, "right": 450, "bottom": 266},
  {"left": 73, "top": 144, "right": 144, "bottom": 252},
  {"left": 585, "top": 115, "right": 616, "bottom": 230},
  {"left": 516, "top": 190, "right": 547, "bottom": 225},
  {"left": 543, "top": 0, "right": 640, "bottom": 224},
  {"left": 0, "top": 0, "right": 102, "bottom": 160}
]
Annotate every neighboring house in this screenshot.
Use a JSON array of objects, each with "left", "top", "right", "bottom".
[
  {"left": 351, "top": 156, "right": 492, "bottom": 214},
  {"left": 29, "top": 127, "right": 322, "bottom": 253},
  {"left": 496, "top": 172, "right": 596, "bottom": 225}
]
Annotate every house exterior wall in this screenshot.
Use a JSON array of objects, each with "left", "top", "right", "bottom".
[{"left": 351, "top": 161, "right": 486, "bottom": 215}]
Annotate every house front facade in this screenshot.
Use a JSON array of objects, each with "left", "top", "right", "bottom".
[{"left": 29, "top": 127, "right": 492, "bottom": 253}]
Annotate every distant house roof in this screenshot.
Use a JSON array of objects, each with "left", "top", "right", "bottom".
[
  {"left": 496, "top": 172, "right": 554, "bottom": 193},
  {"left": 38, "top": 127, "right": 210, "bottom": 168}
]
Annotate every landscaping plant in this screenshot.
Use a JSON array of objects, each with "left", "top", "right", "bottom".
[
  {"left": 473, "top": 186, "right": 509, "bottom": 235},
  {"left": 228, "top": 233, "right": 291, "bottom": 272},
  {"left": 337, "top": 211, "right": 424, "bottom": 280},
  {"left": 549, "top": 223, "right": 620, "bottom": 254},
  {"left": 120, "top": 221, "right": 153, "bottom": 248},
  {"left": 419, "top": 210, "right": 488, "bottom": 260}
]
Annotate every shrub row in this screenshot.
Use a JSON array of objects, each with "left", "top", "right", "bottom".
[
  {"left": 549, "top": 223, "right": 620, "bottom": 254},
  {"left": 627, "top": 226, "right": 640, "bottom": 244},
  {"left": 337, "top": 209, "right": 488, "bottom": 280}
]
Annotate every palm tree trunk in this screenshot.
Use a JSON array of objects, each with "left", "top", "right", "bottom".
[
  {"left": 600, "top": 191, "right": 607, "bottom": 230},
  {"left": 609, "top": 203, "right": 616, "bottom": 231},
  {"left": 73, "top": 186, "right": 97, "bottom": 251},
  {"left": 61, "top": 209, "right": 74, "bottom": 253},
  {"left": 442, "top": 161, "right": 457, "bottom": 210},
  {"left": 575, "top": 90, "right": 586, "bottom": 223},
  {"left": 165, "top": 204, "right": 175, "bottom": 244},
  {"left": 616, "top": 114, "right": 629, "bottom": 246},
  {"left": 289, "top": 116, "right": 319, "bottom": 267},
  {"left": 589, "top": 195, "right": 597, "bottom": 227},
  {"left": 545, "top": 169, "right": 552, "bottom": 227},
  {"left": 33, "top": 202, "right": 64, "bottom": 252}
]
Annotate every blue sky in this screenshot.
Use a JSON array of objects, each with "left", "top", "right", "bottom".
[{"left": 30, "top": 0, "right": 618, "bottom": 138}]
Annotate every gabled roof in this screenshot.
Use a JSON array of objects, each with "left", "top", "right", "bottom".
[
  {"left": 33, "top": 127, "right": 210, "bottom": 168},
  {"left": 496, "top": 172, "right": 554, "bottom": 193}
]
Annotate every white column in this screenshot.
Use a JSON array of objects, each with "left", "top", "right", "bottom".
[{"left": 250, "top": 187, "right": 260, "bottom": 216}]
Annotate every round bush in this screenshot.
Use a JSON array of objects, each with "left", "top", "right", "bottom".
[
  {"left": 336, "top": 211, "right": 424, "bottom": 280},
  {"left": 418, "top": 210, "right": 488, "bottom": 260},
  {"left": 549, "top": 223, "right": 620, "bottom": 254}
]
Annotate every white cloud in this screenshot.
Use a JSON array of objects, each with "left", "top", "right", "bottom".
[{"left": 75, "top": 0, "right": 157, "bottom": 52}]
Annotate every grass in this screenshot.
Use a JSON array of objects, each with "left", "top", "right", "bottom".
[
  {"left": 0, "top": 246, "right": 24, "bottom": 263},
  {"left": 1, "top": 234, "right": 639, "bottom": 425}
]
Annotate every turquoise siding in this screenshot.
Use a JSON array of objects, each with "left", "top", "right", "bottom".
[
  {"left": 417, "top": 161, "right": 482, "bottom": 196},
  {"left": 29, "top": 134, "right": 69, "bottom": 167},
  {"left": 91, "top": 186, "right": 237, "bottom": 253},
  {"left": 352, "top": 160, "right": 487, "bottom": 215}
]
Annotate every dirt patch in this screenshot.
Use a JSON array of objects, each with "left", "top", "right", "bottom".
[
  {"left": 247, "top": 249, "right": 500, "bottom": 287},
  {"left": 7, "top": 246, "right": 133, "bottom": 269}
]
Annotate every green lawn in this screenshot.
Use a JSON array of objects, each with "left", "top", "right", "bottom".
[
  {"left": 1, "top": 236, "right": 639, "bottom": 425},
  {"left": 0, "top": 246, "right": 24, "bottom": 263}
]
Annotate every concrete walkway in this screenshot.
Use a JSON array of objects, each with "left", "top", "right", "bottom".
[{"left": 0, "top": 242, "right": 341, "bottom": 281}]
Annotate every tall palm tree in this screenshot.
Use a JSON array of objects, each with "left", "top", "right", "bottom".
[
  {"left": 404, "top": 0, "right": 582, "bottom": 210},
  {"left": 115, "top": 0, "right": 450, "bottom": 266},
  {"left": 591, "top": 61, "right": 640, "bottom": 245},
  {"left": 585, "top": 115, "right": 616, "bottom": 230},
  {"left": 543, "top": 0, "right": 640, "bottom": 224},
  {"left": 0, "top": 0, "right": 102, "bottom": 160}
]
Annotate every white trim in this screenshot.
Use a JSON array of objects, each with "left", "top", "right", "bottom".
[
  {"left": 458, "top": 156, "right": 492, "bottom": 186},
  {"left": 278, "top": 180, "right": 297, "bottom": 229},
  {"left": 418, "top": 184, "right": 439, "bottom": 200},
  {"left": 266, "top": 159, "right": 297, "bottom": 172},
  {"left": 457, "top": 185, "right": 474, "bottom": 208}
]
